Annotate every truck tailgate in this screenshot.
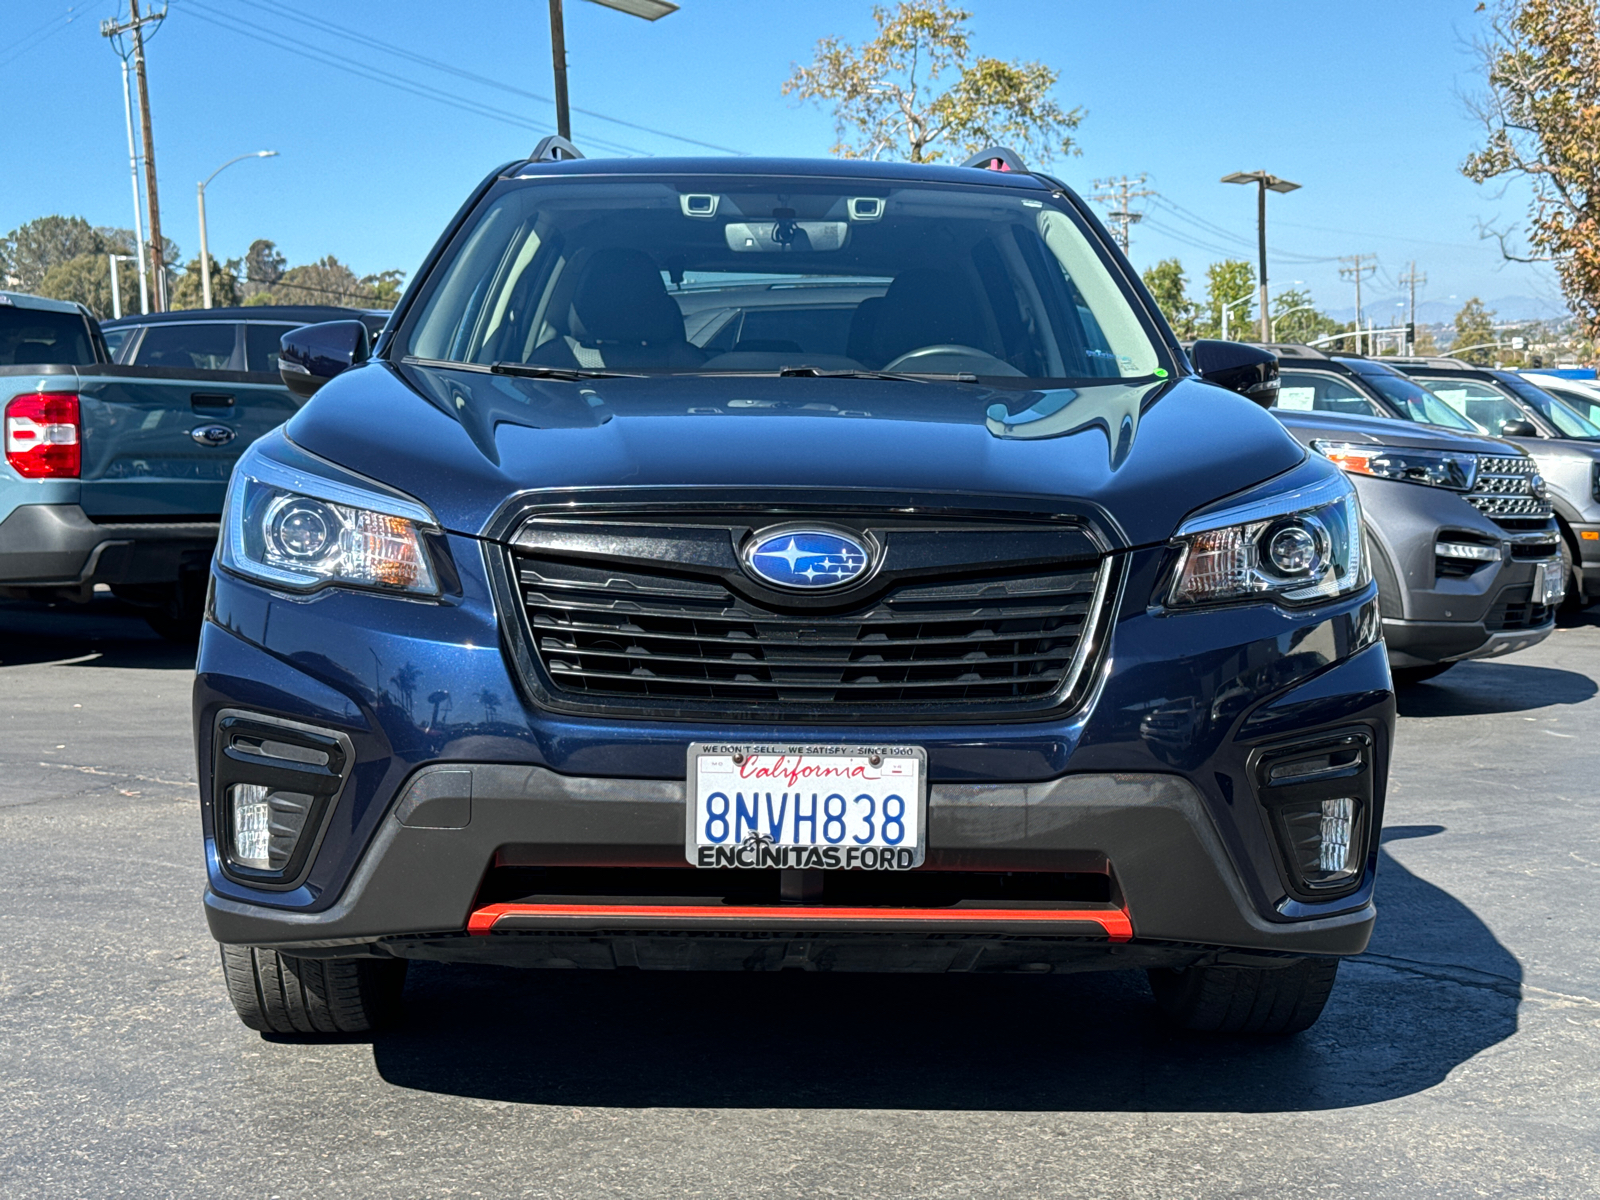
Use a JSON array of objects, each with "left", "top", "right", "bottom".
[{"left": 72, "top": 365, "right": 299, "bottom": 518}]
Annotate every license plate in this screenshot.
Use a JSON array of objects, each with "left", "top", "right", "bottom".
[{"left": 686, "top": 743, "right": 926, "bottom": 869}]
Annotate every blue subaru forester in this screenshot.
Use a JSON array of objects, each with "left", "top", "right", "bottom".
[{"left": 197, "top": 142, "right": 1392, "bottom": 1037}]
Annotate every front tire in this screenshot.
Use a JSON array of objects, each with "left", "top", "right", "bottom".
[
  {"left": 220, "top": 945, "right": 407, "bottom": 1035},
  {"left": 1148, "top": 957, "right": 1340, "bottom": 1034}
]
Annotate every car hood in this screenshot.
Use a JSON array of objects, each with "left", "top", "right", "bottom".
[
  {"left": 284, "top": 361, "right": 1308, "bottom": 547},
  {"left": 1273, "top": 410, "right": 1521, "bottom": 455}
]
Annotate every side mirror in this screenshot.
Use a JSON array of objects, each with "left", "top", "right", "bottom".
[
  {"left": 1499, "top": 419, "right": 1539, "bottom": 438},
  {"left": 278, "top": 320, "right": 371, "bottom": 399},
  {"left": 1190, "top": 339, "right": 1280, "bottom": 409}
]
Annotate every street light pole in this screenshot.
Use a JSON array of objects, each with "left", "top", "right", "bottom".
[
  {"left": 547, "top": 0, "right": 678, "bottom": 145},
  {"left": 1221, "top": 170, "right": 1301, "bottom": 342},
  {"left": 1221, "top": 294, "right": 1252, "bottom": 342},
  {"left": 197, "top": 151, "right": 277, "bottom": 309}
]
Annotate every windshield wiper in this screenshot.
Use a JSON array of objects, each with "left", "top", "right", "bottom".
[
  {"left": 489, "top": 361, "right": 640, "bottom": 380},
  {"left": 776, "top": 365, "right": 976, "bottom": 383}
]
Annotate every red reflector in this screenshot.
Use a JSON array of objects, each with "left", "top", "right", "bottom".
[
  {"left": 4, "top": 392, "right": 80, "bottom": 479},
  {"left": 467, "top": 901, "right": 1133, "bottom": 941}
]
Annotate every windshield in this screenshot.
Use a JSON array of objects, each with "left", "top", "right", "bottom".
[
  {"left": 1421, "top": 376, "right": 1545, "bottom": 437},
  {"left": 1274, "top": 370, "right": 1383, "bottom": 417},
  {"left": 1498, "top": 375, "right": 1600, "bottom": 438},
  {"left": 1534, "top": 380, "right": 1600, "bottom": 426},
  {"left": 401, "top": 174, "right": 1163, "bottom": 383},
  {"left": 1341, "top": 365, "right": 1477, "bottom": 430}
]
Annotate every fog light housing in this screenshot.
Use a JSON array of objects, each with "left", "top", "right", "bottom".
[
  {"left": 1253, "top": 730, "right": 1377, "bottom": 902},
  {"left": 212, "top": 711, "right": 351, "bottom": 889}
]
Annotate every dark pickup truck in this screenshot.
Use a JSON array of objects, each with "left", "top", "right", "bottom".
[{"left": 0, "top": 290, "right": 314, "bottom": 636}]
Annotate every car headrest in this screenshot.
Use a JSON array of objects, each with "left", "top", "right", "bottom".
[
  {"left": 872, "top": 268, "right": 988, "bottom": 364},
  {"left": 570, "top": 248, "right": 684, "bottom": 346}
]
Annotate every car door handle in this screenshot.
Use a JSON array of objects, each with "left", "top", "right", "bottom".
[{"left": 191, "top": 391, "right": 235, "bottom": 407}]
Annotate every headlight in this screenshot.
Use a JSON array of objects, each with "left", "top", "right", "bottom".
[
  {"left": 1313, "top": 441, "right": 1478, "bottom": 491},
  {"left": 1169, "top": 473, "right": 1366, "bottom": 608},
  {"left": 220, "top": 443, "right": 439, "bottom": 595}
]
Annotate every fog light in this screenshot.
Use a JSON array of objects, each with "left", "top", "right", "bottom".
[
  {"left": 227, "top": 783, "right": 313, "bottom": 872},
  {"left": 1278, "top": 796, "right": 1363, "bottom": 888}
]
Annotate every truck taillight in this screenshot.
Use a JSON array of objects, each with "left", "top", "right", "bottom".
[{"left": 4, "top": 393, "right": 80, "bottom": 478}]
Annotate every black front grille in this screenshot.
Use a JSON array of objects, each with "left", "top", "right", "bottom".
[
  {"left": 1486, "top": 585, "right": 1553, "bottom": 631},
  {"left": 512, "top": 553, "right": 1106, "bottom": 718}
]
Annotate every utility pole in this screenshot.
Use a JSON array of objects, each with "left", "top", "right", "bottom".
[
  {"left": 103, "top": 2, "right": 167, "bottom": 310},
  {"left": 548, "top": 0, "right": 571, "bottom": 139},
  {"left": 1338, "top": 253, "right": 1378, "bottom": 354},
  {"left": 1088, "top": 174, "right": 1156, "bottom": 256},
  {"left": 1399, "top": 260, "right": 1426, "bottom": 353}
]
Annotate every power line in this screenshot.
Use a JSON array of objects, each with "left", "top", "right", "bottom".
[
  {"left": 0, "top": 4, "right": 81, "bottom": 70},
  {"left": 178, "top": 0, "right": 649, "bottom": 157},
  {"left": 1145, "top": 196, "right": 1339, "bottom": 264},
  {"left": 254, "top": 0, "right": 747, "bottom": 155},
  {"left": 1088, "top": 174, "right": 1155, "bottom": 254}
]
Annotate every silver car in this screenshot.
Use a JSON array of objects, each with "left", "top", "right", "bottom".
[
  {"left": 1390, "top": 358, "right": 1600, "bottom": 604},
  {"left": 1271, "top": 407, "right": 1560, "bottom": 683}
]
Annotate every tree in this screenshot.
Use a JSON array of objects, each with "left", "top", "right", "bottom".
[
  {"left": 1195, "top": 259, "right": 1255, "bottom": 340},
  {"left": 244, "top": 238, "right": 285, "bottom": 288},
  {"left": 1453, "top": 297, "right": 1498, "bottom": 364},
  {"left": 363, "top": 268, "right": 405, "bottom": 310},
  {"left": 271, "top": 255, "right": 369, "bottom": 306},
  {"left": 2, "top": 216, "right": 113, "bottom": 293},
  {"left": 1141, "top": 258, "right": 1197, "bottom": 340},
  {"left": 783, "top": 1, "right": 1083, "bottom": 164},
  {"left": 168, "top": 255, "right": 241, "bottom": 310},
  {"left": 37, "top": 253, "right": 119, "bottom": 319},
  {"left": 1269, "top": 287, "right": 1342, "bottom": 345},
  {"left": 1463, "top": 0, "right": 1600, "bottom": 335}
]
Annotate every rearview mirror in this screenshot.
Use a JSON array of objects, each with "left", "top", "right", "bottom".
[
  {"left": 278, "top": 320, "right": 371, "bottom": 399},
  {"left": 1499, "top": 419, "right": 1538, "bottom": 438},
  {"left": 1190, "top": 340, "right": 1279, "bottom": 409}
]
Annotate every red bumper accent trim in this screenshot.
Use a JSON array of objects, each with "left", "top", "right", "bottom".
[{"left": 467, "top": 902, "right": 1133, "bottom": 941}]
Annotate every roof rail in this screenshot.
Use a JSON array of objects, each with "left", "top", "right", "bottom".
[
  {"left": 961, "top": 146, "right": 1028, "bottom": 173},
  {"left": 530, "top": 135, "right": 584, "bottom": 163}
]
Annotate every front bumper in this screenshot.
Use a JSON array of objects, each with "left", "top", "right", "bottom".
[
  {"left": 0, "top": 502, "right": 217, "bottom": 593},
  {"left": 203, "top": 763, "right": 1376, "bottom": 961},
  {"left": 1355, "top": 475, "right": 1559, "bottom": 667},
  {"left": 195, "top": 534, "right": 1393, "bottom": 970}
]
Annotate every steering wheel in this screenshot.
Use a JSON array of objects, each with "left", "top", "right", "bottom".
[{"left": 881, "top": 344, "right": 1023, "bottom": 376}]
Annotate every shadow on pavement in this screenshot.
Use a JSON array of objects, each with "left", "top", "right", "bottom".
[
  {"left": 371, "top": 829, "right": 1520, "bottom": 1112},
  {"left": 1397, "top": 659, "right": 1596, "bottom": 718},
  {"left": 0, "top": 596, "right": 196, "bottom": 670}
]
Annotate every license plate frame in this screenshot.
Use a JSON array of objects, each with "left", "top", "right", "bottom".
[{"left": 686, "top": 743, "right": 927, "bottom": 870}]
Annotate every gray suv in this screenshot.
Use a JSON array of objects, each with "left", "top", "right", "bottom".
[{"left": 1264, "top": 366, "right": 1560, "bottom": 683}]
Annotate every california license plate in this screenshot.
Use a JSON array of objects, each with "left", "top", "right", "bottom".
[{"left": 686, "top": 744, "right": 926, "bottom": 869}]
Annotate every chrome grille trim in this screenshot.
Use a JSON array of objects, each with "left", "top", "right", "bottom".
[{"left": 1469, "top": 454, "right": 1551, "bottom": 521}]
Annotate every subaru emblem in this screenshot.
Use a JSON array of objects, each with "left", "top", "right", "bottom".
[
  {"left": 742, "top": 527, "right": 872, "bottom": 590},
  {"left": 190, "top": 424, "right": 236, "bottom": 447}
]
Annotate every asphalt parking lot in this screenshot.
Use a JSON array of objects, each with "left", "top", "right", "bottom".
[{"left": 2, "top": 596, "right": 1598, "bottom": 1199}]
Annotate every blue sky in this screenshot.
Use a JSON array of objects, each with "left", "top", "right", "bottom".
[{"left": 0, "top": 0, "right": 1564, "bottom": 322}]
